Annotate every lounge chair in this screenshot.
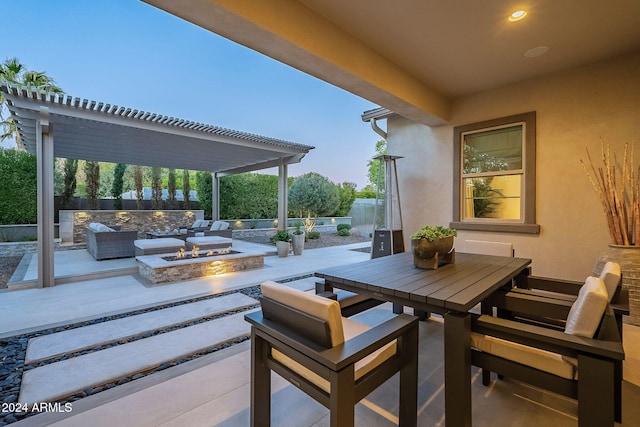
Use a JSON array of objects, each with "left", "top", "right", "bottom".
[{"left": 86, "top": 223, "right": 137, "bottom": 260}]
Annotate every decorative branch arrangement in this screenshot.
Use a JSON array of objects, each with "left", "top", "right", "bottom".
[{"left": 581, "top": 143, "right": 640, "bottom": 246}]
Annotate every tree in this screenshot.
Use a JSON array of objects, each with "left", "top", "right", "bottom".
[
  {"left": 134, "top": 165, "right": 144, "bottom": 209},
  {"left": 111, "top": 163, "right": 127, "bottom": 209},
  {"left": 61, "top": 158, "right": 78, "bottom": 209},
  {"left": 334, "top": 182, "right": 357, "bottom": 217},
  {"left": 0, "top": 58, "right": 62, "bottom": 149},
  {"left": 196, "top": 171, "right": 212, "bottom": 219},
  {"left": 366, "top": 139, "right": 387, "bottom": 192},
  {"left": 84, "top": 160, "right": 100, "bottom": 209},
  {"left": 151, "top": 166, "right": 162, "bottom": 209},
  {"left": 183, "top": 169, "right": 191, "bottom": 209},
  {"left": 167, "top": 168, "right": 177, "bottom": 209},
  {"left": 288, "top": 172, "right": 340, "bottom": 218}
]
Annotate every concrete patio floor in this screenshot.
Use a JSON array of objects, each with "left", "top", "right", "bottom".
[{"left": 2, "top": 241, "right": 639, "bottom": 426}]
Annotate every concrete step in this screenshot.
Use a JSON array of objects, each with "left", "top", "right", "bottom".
[
  {"left": 19, "top": 310, "right": 255, "bottom": 404},
  {"left": 26, "top": 293, "right": 256, "bottom": 364}
]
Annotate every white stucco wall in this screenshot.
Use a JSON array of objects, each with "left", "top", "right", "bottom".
[{"left": 388, "top": 51, "right": 640, "bottom": 280}]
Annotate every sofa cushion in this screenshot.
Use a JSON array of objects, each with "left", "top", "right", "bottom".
[
  {"left": 210, "top": 221, "right": 222, "bottom": 231},
  {"left": 564, "top": 276, "right": 608, "bottom": 338},
  {"left": 599, "top": 261, "right": 621, "bottom": 302}
]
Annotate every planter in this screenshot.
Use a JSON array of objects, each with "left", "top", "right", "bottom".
[
  {"left": 594, "top": 244, "right": 640, "bottom": 326},
  {"left": 292, "top": 232, "right": 305, "bottom": 256},
  {"left": 411, "top": 236, "right": 455, "bottom": 269},
  {"left": 276, "top": 241, "right": 290, "bottom": 258}
]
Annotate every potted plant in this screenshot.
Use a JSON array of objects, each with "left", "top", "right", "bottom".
[
  {"left": 410, "top": 225, "right": 457, "bottom": 269},
  {"left": 291, "top": 221, "right": 305, "bottom": 256},
  {"left": 271, "top": 229, "right": 292, "bottom": 257}
]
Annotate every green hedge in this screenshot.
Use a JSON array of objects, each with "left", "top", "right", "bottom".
[{"left": 0, "top": 149, "right": 37, "bottom": 224}]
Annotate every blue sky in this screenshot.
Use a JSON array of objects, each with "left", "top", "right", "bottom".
[{"left": 1, "top": 0, "right": 381, "bottom": 189}]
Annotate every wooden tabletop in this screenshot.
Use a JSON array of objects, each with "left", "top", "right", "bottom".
[{"left": 316, "top": 251, "right": 531, "bottom": 313}]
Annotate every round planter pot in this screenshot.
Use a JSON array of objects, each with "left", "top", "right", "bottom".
[
  {"left": 276, "top": 241, "right": 290, "bottom": 258},
  {"left": 411, "top": 236, "right": 454, "bottom": 269},
  {"left": 292, "top": 232, "right": 305, "bottom": 256}
]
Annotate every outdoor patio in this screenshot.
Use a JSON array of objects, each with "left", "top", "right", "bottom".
[{"left": 0, "top": 241, "right": 638, "bottom": 426}]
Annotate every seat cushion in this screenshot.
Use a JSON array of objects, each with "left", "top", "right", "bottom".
[
  {"left": 564, "top": 276, "right": 608, "bottom": 338},
  {"left": 599, "top": 261, "right": 621, "bottom": 302},
  {"left": 272, "top": 316, "right": 397, "bottom": 393},
  {"left": 471, "top": 332, "right": 576, "bottom": 380},
  {"left": 186, "top": 236, "right": 232, "bottom": 246},
  {"left": 134, "top": 238, "right": 185, "bottom": 250}
]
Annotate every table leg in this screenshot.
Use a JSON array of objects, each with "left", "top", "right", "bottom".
[{"left": 444, "top": 312, "right": 471, "bottom": 427}]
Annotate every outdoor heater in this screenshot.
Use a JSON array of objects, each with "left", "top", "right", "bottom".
[{"left": 371, "top": 154, "right": 405, "bottom": 259}]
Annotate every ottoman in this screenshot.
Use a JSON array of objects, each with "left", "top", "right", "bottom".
[
  {"left": 135, "top": 238, "right": 185, "bottom": 256},
  {"left": 185, "top": 236, "right": 233, "bottom": 251}
]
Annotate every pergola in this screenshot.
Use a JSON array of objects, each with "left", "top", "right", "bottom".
[{"left": 1, "top": 83, "right": 314, "bottom": 288}]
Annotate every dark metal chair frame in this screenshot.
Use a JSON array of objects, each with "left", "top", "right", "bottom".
[
  {"left": 474, "top": 280, "right": 626, "bottom": 427},
  {"left": 244, "top": 296, "right": 419, "bottom": 427}
]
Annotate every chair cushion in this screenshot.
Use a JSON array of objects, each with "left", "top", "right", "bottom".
[
  {"left": 471, "top": 332, "right": 576, "bottom": 380},
  {"left": 272, "top": 317, "right": 397, "bottom": 393},
  {"left": 191, "top": 220, "right": 202, "bottom": 228},
  {"left": 261, "top": 281, "right": 344, "bottom": 346},
  {"left": 219, "top": 221, "right": 229, "bottom": 230},
  {"left": 209, "top": 221, "right": 221, "bottom": 231},
  {"left": 564, "top": 276, "right": 608, "bottom": 338},
  {"left": 89, "top": 222, "right": 114, "bottom": 232},
  {"left": 599, "top": 261, "right": 621, "bottom": 302}
]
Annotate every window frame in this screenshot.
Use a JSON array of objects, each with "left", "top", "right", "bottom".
[{"left": 450, "top": 112, "right": 540, "bottom": 234}]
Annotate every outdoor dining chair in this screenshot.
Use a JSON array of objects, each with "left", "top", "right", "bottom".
[{"left": 244, "top": 281, "right": 419, "bottom": 427}]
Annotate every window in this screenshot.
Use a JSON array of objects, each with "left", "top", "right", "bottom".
[{"left": 451, "top": 112, "right": 539, "bottom": 234}]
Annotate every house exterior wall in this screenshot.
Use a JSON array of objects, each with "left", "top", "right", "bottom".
[{"left": 388, "top": 51, "right": 640, "bottom": 280}]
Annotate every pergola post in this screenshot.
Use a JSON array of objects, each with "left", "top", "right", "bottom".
[
  {"left": 278, "top": 161, "right": 288, "bottom": 230},
  {"left": 36, "top": 107, "right": 55, "bottom": 288},
  {"left": 211, "top": 172, "right": 220, "bottom": 221}
]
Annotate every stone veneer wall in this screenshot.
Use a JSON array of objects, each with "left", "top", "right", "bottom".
[{"left": 59, "top": 210, "right": 204, "bottom": 244}]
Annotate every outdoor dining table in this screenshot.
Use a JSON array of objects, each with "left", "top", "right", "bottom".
[{"left": 315, "top": 250, "right": 531, "bottom": 426}]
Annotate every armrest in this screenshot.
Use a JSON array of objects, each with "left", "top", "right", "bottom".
[
  {"left": 521, "top": 276, "right": 584, "bottom": 295},
  {"left": 488, "top": 289, "right": 573, "bottom": 319},
  {"left": 246, "top": 311, "right": 417, "bottom": 372},
  {"left": 472, "top": 314, "right": 624, "bottom": 361}
]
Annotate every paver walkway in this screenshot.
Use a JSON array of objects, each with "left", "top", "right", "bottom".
[{"left": 19, "top": 295, "right": 258, "bottom": 404}]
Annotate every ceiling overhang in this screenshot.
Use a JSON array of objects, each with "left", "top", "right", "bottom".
[
  {"left": 1, "top": 84, "right": 313, "bottom": 174},
  {"left": 142, "top": 0, "right": 451, "bottom": 126}
]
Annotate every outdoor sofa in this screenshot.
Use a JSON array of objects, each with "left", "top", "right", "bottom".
[
  {"left": 185, "top": 220, "right": 232, "bottom": 238},
  {"left": 86, "top": 223, "right": 137, "bottom": 260}
]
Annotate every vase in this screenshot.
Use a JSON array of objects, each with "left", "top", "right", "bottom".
[
  {"left": 292, "top": 232, "right": 305, "bottom": 256},
  {"left": 411, "top": 236, "right": 455, "bottom": 269},
  {"left": 276, "top": 241, "right": 290, "bottom": 258},
  {"left": 595, "top": 245, "right": 640, "bottom": 326}
]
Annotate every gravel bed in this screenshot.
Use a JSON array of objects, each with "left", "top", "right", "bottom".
[{"left": 0, "top": 257, "right": 22, "bottom": 290}]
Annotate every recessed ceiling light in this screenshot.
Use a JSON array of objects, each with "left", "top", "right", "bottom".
[
  {"left": 524, "top": 46, "right": 549, "bottom": 58},
  {"left": 509, "top": 10, "right": 527, "bottom": 22}
]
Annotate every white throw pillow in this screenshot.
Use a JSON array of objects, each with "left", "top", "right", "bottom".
[
  {"left": 191, "top": 220, "right": 202, "bottom": 228},
  {"left": 564, "top": 276, "right": 608, "bottom": 338},
  {"left": 599, "top": 261, "right": 621, "bottom": 302},
  {"left": 88, "top": 222, "right": 103, "bottom": 231},
  {"left": 219, "top": 221, "right": 229, "bottom": 230},
  {"left": 210, "top": 221, "right": 222, "bottom": 231},
  {"left": 200, "top": 220, "right": 209, "bottom": 228}
]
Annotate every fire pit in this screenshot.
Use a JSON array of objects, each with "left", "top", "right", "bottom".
[{"left": 136, "top": 248, "right": 266, "bottom": 285}]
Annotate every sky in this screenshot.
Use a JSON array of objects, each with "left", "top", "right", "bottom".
[{"left": 1, "top": 0, "right": 382, "bottom": 189}]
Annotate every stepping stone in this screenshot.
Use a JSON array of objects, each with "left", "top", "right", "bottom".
[
  {"left": 26, "top": 293, "right": 257, "bottom": 363},
  {"left": 19, "top": 311, "right": 253, "bottom": 404}
]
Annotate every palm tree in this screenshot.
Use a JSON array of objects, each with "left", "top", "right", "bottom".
[{"left": 0, "top": 57, "right": 63, "bottom": 149}]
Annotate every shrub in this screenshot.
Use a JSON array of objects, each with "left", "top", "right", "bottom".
[
  {"left": 288, "top": 172, "right": 340, "bottom": 218},
  {"left": 270, "top": 229, "right": 292, "bottom": 244},
  {"left": 0, "top": 149, "right": 37, "bottom": 224},
  {"left": 338, "top": 228, "right": 350, "bottom": 236},
  {"left": 307, "top": 231, "right": 321, "bottom": 240},
  {"left": 336, "top": 224, "right": 352, "bottom": 232}
]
